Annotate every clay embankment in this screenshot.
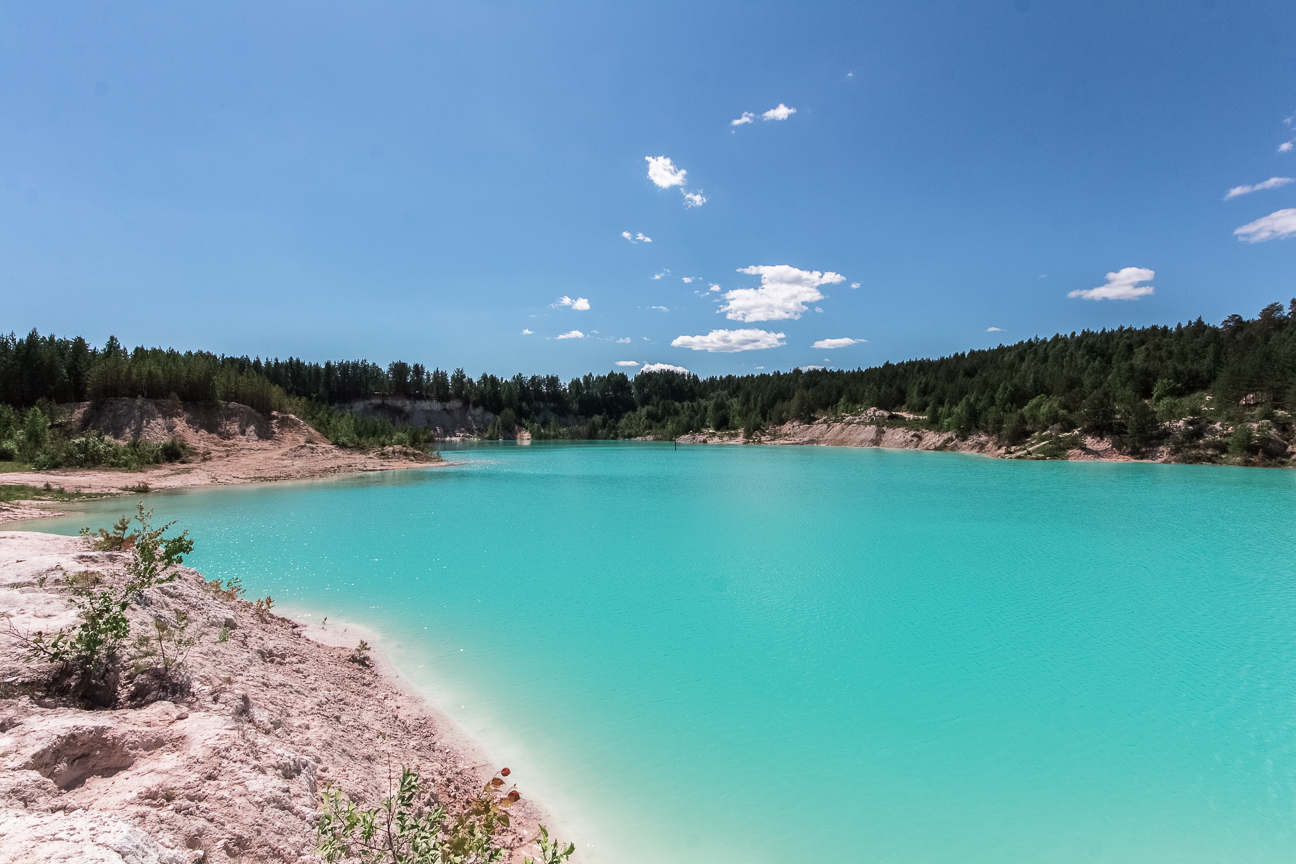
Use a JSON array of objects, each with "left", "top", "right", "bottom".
[
  {"left": 678, "top": 409, "right": 1143, "bottom": 462},
  {"left": 339, "top": 397, "right": 543, "bottom": 442},
  {"left": 0, "top": 399, "right": 446, "bottom": 522},
  {"left": 0, "top": 531, "right": 547, "bottom": 864}
]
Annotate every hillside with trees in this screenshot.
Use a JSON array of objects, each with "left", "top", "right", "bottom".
[{"left": 3, "top": 299, "right": 1294, "bottom": 466}]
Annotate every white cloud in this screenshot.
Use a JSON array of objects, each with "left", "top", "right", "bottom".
[
  {"left": 814, "top": 306, "right": 824, "bottom": 313},
  {"left": 799, "top": 365, "right": 825, "bottom": 371},
  {"left": 1234, "top": 208, "right": 1296, "bottom": 243},
  {"left": 1067, "top": 267, "right": 1155, "bottom": 301},
  {"left": 986, "top": 327, "right": 1003, "bottom": 332},
  {"left": 849, "top": 282, "right": 860, "bottom": 289},
  {"left": 755, "top": 365, "right": 765, "bottom": 370},
  {"left": 615, "top": 360, "right": 639, "bottom": 367},
  {"left": 846, "top": 72, "right": 853, "bottom": 78},
  {"left": 731, "top": 112, "right": 755, "bottom": 126},
  {"left": 1281, "top": 141, "right": 1293, "bottom": 153},
  {"left": 721, "top": 264, "right": 845, "bottom": 322},
  {"left": 708, "top": 283, "right": 721, "bottom": 292},
  {"left": 681, "top": 277, "right": 693, "bottom": 283},
  {"left": 762, "top": 103, "right": 796, "bottom": 121},
  {"left": 650, "top": 305, "right": 669, "bottom": 312},
  {"left": 622, "top": 231, "right": 653, "bottom": 243},
  {"left": 1224, "top": 177, "right": 1293, "bottom": 199},
  {"left": 683, "top": 191, "right": 707, "bottom": 208},
  {"left": 556, "top": 330, "right": 585, "bottom": 340},
  {"left": 640, "top": 362, "right": 691, "bottom": 375},
  {"left": 671, "top": 328, "right": 786, "bottom": 353},
  {"left": 813, "top": 337, "right": 864, "bottom": 349},
  {"left": 556, "top": 295, "right": 591, "bottom": 311},
  {"left": 653, "top": 270, "right": 669, "bottom": 280},
  {"left": 646, "top": 156, "right": 687, "bottom": 188},
  {"left": 616, "top": 337, "right": 631, "bottom": 344},
  {"left": 522, "top": 329, "right": 533, "bottom": 335}
]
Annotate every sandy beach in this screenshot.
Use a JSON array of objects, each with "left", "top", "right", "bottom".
[{"left": 0, "top": 531, "right": 552, "bottom": 863}]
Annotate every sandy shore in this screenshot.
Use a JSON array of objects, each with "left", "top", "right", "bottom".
[
  {"left": 0, "top": 531, "right": 553, "bottom": 863},
  {"left": 1, "top": 399, "right": 455, "bottom": 525}
]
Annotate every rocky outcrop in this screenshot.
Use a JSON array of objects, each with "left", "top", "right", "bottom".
[
  {"left": 679, "top": 411, "right": 1004, "bottom": 457},
  {"left": 338, "top": 398, "right": 497, "bottom": 439}
]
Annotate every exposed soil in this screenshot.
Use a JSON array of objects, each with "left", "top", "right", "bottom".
[
  {"left": 0, "top": 531, "right": 551, "bottom": 863},
  {"left": 0, "top": 399, "right": 449, "bottom": 524}
]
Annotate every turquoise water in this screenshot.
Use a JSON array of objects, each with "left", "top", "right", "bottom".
[{"left": 28, "top": 443, "right": 1296, "bottom": 863}]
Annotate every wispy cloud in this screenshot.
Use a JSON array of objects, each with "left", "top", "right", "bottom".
[
  {"left": 799, "top": 365, "right": 825, "bottom": 371},
  {"left": 1224, "top": 177, "right": 1293, "bottom": 200},
  {"left": 522, "top": 329, "right": 533, "bottom": 335},
  {"left": 616, "top": 337, "right": 631, "bottom": 344},
  {"left": 1068, "top": 267, "right": 1155, "bottom": 301},
  {"left": 731, "top": 112, "right": 755, "bottom": 126},
  {"left": 555, "top": 295, "right": 591, "bottom": 311},
  {"left": 1281, "top": 141, "right": 1293, "bottom": 153},
  {"left": 621, "top": 231, "right": 653, "bottom": 243},
  {"left": 986, "top": 327, "right": 1002, "bottom": 332},
  {"left": 652, "top": 270, "right": 669, "bottom": 280},
  {"left": 681, "top": 277, "right": 693, "bottom": 283},
  {"left": 721, "top": 265, "right": 845, "bottom": 322},
  {"left": 615, "top": 360, "right": 639, "bottom": 367},
  {"left": 683, "top": 191, "right": 706, "bottom": 208},
  {"left": 762, "top": 103, "right": 796, "bottom": 121},
  {"left": 1234, "top": 208, "right": 1296, "bottom": 242},
  {"left": 650, "top": 305, "right": 669, "bottom": 312},
  {"left": 640, "top": 362, "right": 691, "bottom": 375},
  {"left": 646, "top": 156, "right": 687, "bottom": 188},
  {"left": 671, "top": 328, "right": 786, "bottom": 353},
  {"left": 813, "top": 337, "right": 864, "bottom": 349},
  {"left": 556, "top": 330, "right": 586, "bottom": 340},
  {"left": 849, "top": 282, "right": 860, "bottom": 289}
]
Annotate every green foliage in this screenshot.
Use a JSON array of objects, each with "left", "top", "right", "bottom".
[
  {"left": 6, "top": 505, "right": 194, "bottom": 707},
  {"left": 253, "top": 595, "right": 275, "bottom": 621},
  {"left": 1228, "top": 423, "right": 1254, "bottom": 457},
  {"left": 317, "top": 766, "right": 564, "bottom": 864},
  {"left": 349, "top": 640, "right": 372, "bottom": 667}
]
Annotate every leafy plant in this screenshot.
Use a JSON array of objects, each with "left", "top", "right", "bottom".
[
  {"left": 349, "top": 639, "right": 372, "bottom": 667},
  {"left": 254, "top": 595, "right": 275, "bottom": 621},
  {"left": 317, "top": 766, "right": 569, "bottom": 864},
  {"left": 129, "top": 610, "right": 198, "bottom": 702},
  {"left": 208, "top": 575, "right": 244, "bottom": 601},
  {"left": 5, "top": 504, "right": 193, "bottom": 707},
  {"left": 82, "top": 515, "right": 134, "bottom": 551}
]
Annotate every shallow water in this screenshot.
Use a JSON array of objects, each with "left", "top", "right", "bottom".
[{"left": 28, "top": 443, "right": 1296, "bottom": 863}]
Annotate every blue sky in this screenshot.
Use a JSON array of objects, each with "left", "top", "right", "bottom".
[{"left": 2, "top": 1, "right": 1295, "bottom": 378}]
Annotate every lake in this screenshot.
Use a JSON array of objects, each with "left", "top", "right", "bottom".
[{"left": 28, "top": 442, "right": 1296, "bottom": 863}]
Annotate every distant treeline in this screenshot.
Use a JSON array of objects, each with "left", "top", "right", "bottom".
[{"left": 3, "top": 299, "right": 1295, "bottom": 446}]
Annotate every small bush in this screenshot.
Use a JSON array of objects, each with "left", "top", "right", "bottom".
[{"left": 348, "top": 640, "right": 372, "bottom": 667}]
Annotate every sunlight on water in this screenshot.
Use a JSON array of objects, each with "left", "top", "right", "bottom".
[{"left": 29, "top": 443, "right": 1296, "bottom": 863}]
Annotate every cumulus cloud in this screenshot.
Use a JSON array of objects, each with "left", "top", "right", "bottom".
[
  {"left": 986, "top": 327, "right": 1003, "bottom": 332},
  {"left": 616, "top": 337, "right": 631, "bottom": 343},
  {"left": 1233, "top": 208, "right": 1296, "bottom": 243},
  {"left": 1224, "top": 177, "right": 1293, "bottom": 199},
  {"left": 522, "top": 329, "right": 533, "bottom": 335},
  {"left": 799, "top": 365, "right": 825, "bottom": 371},
  {"left": 650, "top": 305, "right": 669, "bottom": 312},
  {"left": 708, "top": 283, "right": 721, "bottom": 292},
  {"left": 646, "top": 156, "right": 687, "bottom": 188},
  {"left": 615, "top": 360, "right": 639, "bottom": 367},
  {"left": 556, "top": 296, "right": 591, "bottom": 310},
  {"left": 622, "top": 231, "right": 653, "bottom": 243},
  {"left": 720, "top": 265, "right": 846, "bottom": 322},
  {"left": 731, "top": 112, "right": 755, "bottom": 126},
  {"left": 556, "top": 330, "right": 585, "bottom": 340},
  {"left": 1068, "top": 267, "right": 1155, "bottom": 301},
  {"left": 681, "top": 277, "right": 693, "bottom": 283},
  {"left": 683, "top": 191, "right": 707, "bottom": 208},
  {"left": 671, "top": 328, "right": 786, "bottom": 353},
  {"left": 813, "top": 337, "right": 864, "bottom": 349},
  {"left": 762, "top": 103, "right": 796, "bottom": 121},
  {"left": 1281, "top": 141, "right": 1293, "bottom": 153},
  {"left": 640, "top": 362, "right": 691, "bottom": 375},
  {"left": 850, "top": 282, "right": 860, "bottom": 289},
  {"left": 652, "top": 270, "right": 669, "bottom": 280}
]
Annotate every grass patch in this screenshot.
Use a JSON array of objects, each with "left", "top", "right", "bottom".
[{"left": 0, "top": 484, "right": 102, "bottom": 504}]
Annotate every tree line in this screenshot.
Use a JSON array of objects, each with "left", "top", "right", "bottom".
[{"left": 3, "top": 299, "right": 1294, "bottom": 451}]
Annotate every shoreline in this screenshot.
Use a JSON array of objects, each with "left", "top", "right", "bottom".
[{"left": 0, "top": 530, "right": 556, "bottom": 863}]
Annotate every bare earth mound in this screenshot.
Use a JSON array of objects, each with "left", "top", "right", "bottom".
[
  {"left": 0, "top": 532, "right": 546, "bottom": 863},
  {"left": 0, "top": 399, "right": 448, "bottom": 518}
]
